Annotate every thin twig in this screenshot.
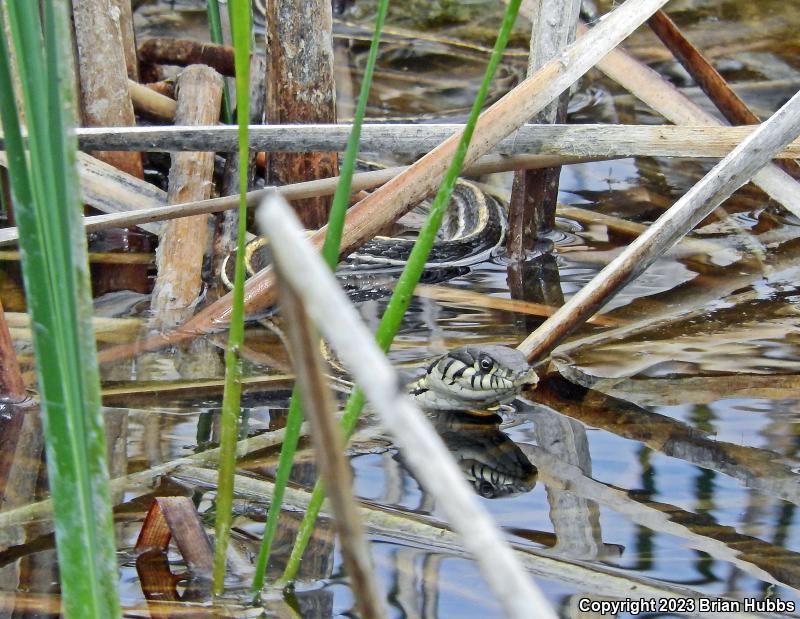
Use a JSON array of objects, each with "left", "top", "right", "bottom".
[{"left": 0, "top": 153, "right": 598, "bottom": 247}]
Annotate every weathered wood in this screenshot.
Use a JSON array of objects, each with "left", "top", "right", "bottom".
[
  {"left": 508, "top": 0, "right": 580, "bottom": 258},
  {"left": 257, "top": 193, "right": 557, "bottom": 619},
  {"left": 518, "top": 88, "right": 800, "bottom": 362},
  {"left": 265, "top": 0, "right": 338, "bottom": 227},
  {"left": 128, "top": 79, "right": 176, "bottom": 121},
  {"left": 72, "top": 0, "right": 143, "bottom": 178},
  {"left": 73, "top": 0, "right": 149, "bottom": 293},
  {"left": 64, "top": 122, "right": 800, "bottom": 157},
  {"left": 0, "top": 299, "right": 23, "bottom": 396},
  {"left": 0, "top": 151, "right": 165, "bottom": 237},
  {"left": 149, "top": 66, "right": 223, "bottom": 331},
  {"left": 0, "top": 154, "right": 598, "bottom": 246},
  {"left": 573, "top": 20, "right": 800, "bottom": 217},
  {"left": 138, "top": 38, "right": 235, "bottom": 76},
  {"left": 110, "top": 0, "right": 138, "bottom": 80},
  {"left": 647, "top": 9, "right": 800, "bottom": 180}
]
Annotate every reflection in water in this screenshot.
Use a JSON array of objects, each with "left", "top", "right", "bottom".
[{"left": 429, "top": 412, "right": 537, "bottom": 499}]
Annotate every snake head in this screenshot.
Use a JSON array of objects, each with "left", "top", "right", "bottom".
[{"left": 415, "top": 345, "right": 538, "bottom": 411}]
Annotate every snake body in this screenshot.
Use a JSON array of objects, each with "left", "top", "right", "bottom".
[{"left": 222, "top": 177, "right": 537, "bottom": 411}]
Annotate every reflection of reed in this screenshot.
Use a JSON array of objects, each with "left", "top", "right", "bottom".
[
  {"left": 535, "top": 376, "right": 800, "bottom": 507},
  {"left": 519, "top": 438, "right": 800, "bottom": 591}
]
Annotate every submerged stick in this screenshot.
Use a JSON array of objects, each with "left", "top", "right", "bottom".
[
  {"left": 518, "top": 88, "right": 800, "bottom": 362},
  {"left": 257, "top": 193, "right": 557, "bottom": 619}
]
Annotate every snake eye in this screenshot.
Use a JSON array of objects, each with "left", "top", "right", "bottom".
[{"left": 479, "top": 356, "right": 494, "bottom": 372}]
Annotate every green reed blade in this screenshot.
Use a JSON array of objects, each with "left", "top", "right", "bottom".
[
  {"left": 250, "top": 0, "right": 391, "bottom": 596},
  {"left": 206, "top": 0, "right": 233, "bottom": 124},
  {"left": 213, "top": 0, "right": 252, "bottom": 595},
  {"left": 278, "top": 0, "right": 523, "bottom": 585},
  {"left": 0, "top": 1, "right": 120, "bottom": 616}
]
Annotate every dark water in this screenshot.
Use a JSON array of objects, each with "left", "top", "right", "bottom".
[{"left": 2, "top": 0, "right": 800, "bottom": 617}]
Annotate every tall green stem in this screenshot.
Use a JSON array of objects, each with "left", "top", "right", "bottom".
[
  {"left": 0, "top": 1, "right": 120, "bottom": 616},
  {"left": 212, "top": 0, "right": 252, "bottom": 595},
  {"left": 206, "top": 0, "right": 233, "bottom": 124},
  {"left": 279, "top": 0, "right": 523, "bottom": 585},
  {"left": 250, "top": 0, "right": 391, "bottom": 595}
]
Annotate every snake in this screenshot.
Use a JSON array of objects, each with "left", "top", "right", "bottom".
[{"left": 221, "top": 176, "right": 539, "bottom": 411}]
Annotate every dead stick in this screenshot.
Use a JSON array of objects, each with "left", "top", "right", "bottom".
[
  {"left": 63, "top": 122, "right": 800, "bottom": 154},
  {"left": 647, "top": 9, "right": 800, "bottom": 180},
  {"left": 138, "top": 38, "right": 235, "bottom": 76},
  {"left": 265, "top": 0, "right": 338, "bottom": 228},
  {"left": 110, "top": 0, "right": 138, "bottom": 81},
  {"left": 517, "top": 89, "right": 800, "bottom": 362},
  {"left": 128, "top": 79, "right": 176, "bottom": 121},
  {"left": 507, "top": 0, "right": 580, "bottom": 258},
  {"left": 96, "top": 0, "right": 673, "bottom": 362},
  {"left": 72, "top": 0, "right": 144, "bottom": 178},
  {"left": 0, "top": 154, "right": 601, "bottom": 247},
  {"left": 149, "top": 66, "right": 223, "bottom": 331}
]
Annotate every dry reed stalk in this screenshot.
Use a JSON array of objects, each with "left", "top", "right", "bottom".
[
  {"left": 72, "top": 0, "right": 143, "bottom": 179},
  {"left": 275, "top": 275, "right": 385, "bottom": 619},
  {"left": 94, "top": 0, "right": 673, "bottom": 363},
  {"left": 507, "top": 0, "right": 580, "bottom": 258},
  {"left": 149, "top": 65, "right": 223, "bottom": 331},
  {"left": 647, "top": 9, "right": 800, "bottom": 180},
  {"left": 265, "top": 0, "right": 338, "bottom": 227},
  {"left": 0, "top": 153, "right": 599, "bottom": 247},
  {"left": 110, "top": 0, "right": 138, "bottom": 80},
  {"left": 128, "top": 79, "right": 176, "bottom": 121},
  {"left": 67, "top": 122, "right": 800, "bottom": 154},
  {"left": 518, "top": 88, "right": 800, "bottom": 362},
  {"left": 572, "top": 21, "right": 800, "bottom": 216}
]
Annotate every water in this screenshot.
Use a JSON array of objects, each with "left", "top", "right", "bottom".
[{"left": 2, "top": 0, "right": 800, "bottom": 616}]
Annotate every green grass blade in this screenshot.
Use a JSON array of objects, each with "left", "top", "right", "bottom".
[
  {"left": 0, "top": 1, "right": 121, "bottom": 616},
  {"left": 250, "top": 0, "right": 391, "bottom": 596},
  {"left": 212, "top": 0, "right": 252, "bottom": 595},
  {"left": 206, "top": 0, "right": 233, "bottom": 124},
  {"left": 279, "top": 0, "right": 523, "bottom": 584}
]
